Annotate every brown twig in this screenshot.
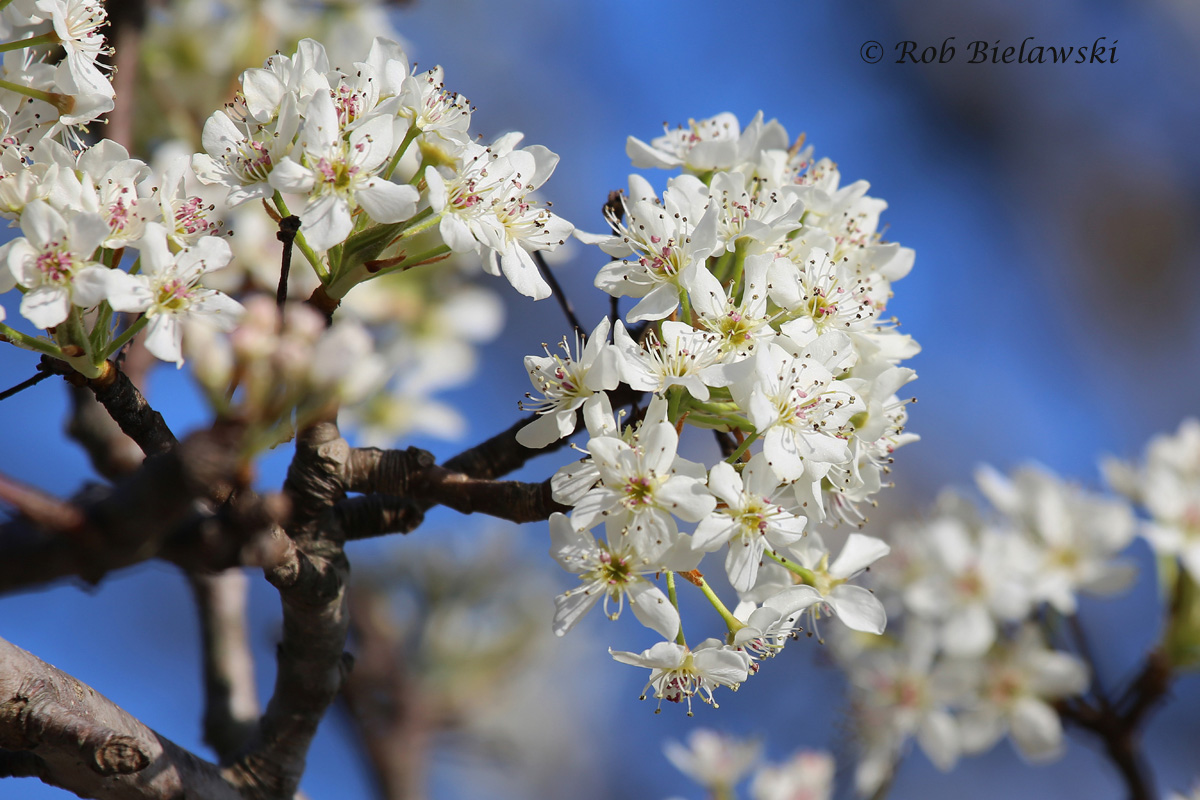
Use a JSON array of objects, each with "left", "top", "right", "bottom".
[{"left": 531, "top": 249, "right": 584, "bottom": 336}]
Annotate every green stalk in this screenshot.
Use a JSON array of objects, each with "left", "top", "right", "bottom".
[
  {"left": 0, "top": 31, "right": 59, "bottom": 54},
  {"left": 724, "top": 431, "right": 759, "bottom": 463},
  {"left": 666, "top": 571, "right": 687, "bottom": 647},
  {"left": 383, "top": 125, "right": 421, "bottom": 181},
  {"left": 766, "top": 549, "right": 817, "bottom": 585},
  {"left": 677, "top": 284, "right": 693, "bottom": 324},
  {"left": 0, "top": 78, "right": 67, "bottom": 112},
  {"left": 104, "top": 315, "right": 149, "bottom": 360},
  {"left": 89, "top": 303, "right": 113, "bottom": 351},
  {"left": 272, "top": 192, "right": 327, "bottom": 280},
  {"left": 693, "top": 575, "right": 745, "bottom": 633},
  {"left": 0, "top": 322, "right": 63, "bottom": 358},
  {"left": 728, "top": 238, "right": 749, "bottom": 301},
  {"left": 709, "top": 249, "right": 734, "bottom": 283}
]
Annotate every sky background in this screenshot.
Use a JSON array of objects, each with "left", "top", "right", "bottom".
[{"left": 3, "top": 0, "right": 1200, "bottom": 798}]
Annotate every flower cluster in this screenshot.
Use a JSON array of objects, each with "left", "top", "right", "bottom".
[
  {"left": 192, "top": 36, "right": 572, "bottom": 302},
  {"left": 834, "top": 464, "right": 1142, "bottom": 794},
  {"left": 664, "top": 728, "right": 835, "bottom": 800},
  {"left": 0, "top": 139, "right": 242, "bottom": 372},
  {"left": 531, "top": 112, "right": 919, "bottom": 711},
  {"left": 0, "top": 0, "right": 115, "bottom": 148}
]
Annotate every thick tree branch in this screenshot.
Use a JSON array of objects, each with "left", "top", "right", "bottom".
[
  {"left": 440, "top": 413, "right": 546, "bottom": 481},
  {"left": 0, "top": 637, "right": 240, "bottom": 800},
  {"left": 228, "top": 422, "right": 352, "bottom": 799},
  {"left": 0, "top": 424, "right": 246, "bottom": 593},
  {"left": 413, "top": 468, "right": 566, "bottom": 523},
  {"left": 344, "top": 446, "right": 567, "bottom": 526},
  {"left": 190, "top": 569, "right": 261, "bottom": 764},
  {"left": 330, "top": 495, "right": 425, "bottom": 541},
  {"left": 44, "top": 358, "right": 179, "bottom": 460}
]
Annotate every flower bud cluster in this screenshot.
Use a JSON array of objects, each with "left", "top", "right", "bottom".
[
  {"left": 527, "top": 112, "right": 919, "bottom": 711},
  {"left": 185, "top": 294, "right": 384, "bottom": 453},
  {"left": 835, "top": 464, "right": 1141, "bottom": 794}
]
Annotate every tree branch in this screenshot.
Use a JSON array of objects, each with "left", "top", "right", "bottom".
[
  {"left": 190, "top": 569, "right": 261, "bottom": 764},
  {"left": 0, "top": 636, "right": 241, "bottom": 800},
  {"left": 44, "top": 358, "right": 179, "bottom": 460},
  {"left": 0, "top": 424, "right": 246, "bottom": 593},
  {"left": 227, "top": 422, "right": 353, "bottom": 799}
]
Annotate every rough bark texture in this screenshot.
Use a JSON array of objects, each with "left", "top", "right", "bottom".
[{"left": 0, "top": 638, "right": 239, "bottom": 800}]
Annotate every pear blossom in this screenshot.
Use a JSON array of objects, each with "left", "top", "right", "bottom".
[
  {"left": 548, "top": 512, "right": 691, "bottom": 639},
  {"left": 570, "top": 416, "right": 714, "bottom": 563},
  {"left": 106, "top": 223, "right": 242, "bottom": 365},
  {"left": 952, "top": 626, "right": 1089, "bottom": 762},
  {"left": 269, "top": 90, "right": 418, "bottom": 251},
  {"left": 750, "top": 750, "right": 834, "bottom": 800},
  {"left": 588, "top": 174, "right": 719, "bottom": 322},
  {"left": 730, "top": 340, "right": 864, "bottom": 483},
  {"left": 517, "top": 317, "right": 619, "bottom": 448},
  {"left": 846, "top": 624, "right": 965, "bottom": 790},
  {"left": 426, "top": 136, "right": 568, "bottom": 300},
  {"left": 625, "top": 112, "right": 749, "bottom": 173},
  {"left": 693, "top": 455, "right": 808, "bottom": 592},
  {"left": 612, "top": 319, "right": 726, "bottom": 401},
  {"left": 193, "top": 93, "right": 300, "bottom": 207},
  {"left": 37, "top": 0, "right": 113, "bottom": 97},
  {"left": 664, "top": 729, "right": 761, "bottom": 793},
  {"left": 901, "top": 516, "right": 1034, "bottom": 657},
  {"left": 769, "top": 532, "right": 891, "bottom": 636},
  {"left": 976, "top": 464, "right": 1136, "bottom": 614},
  {"left": 6, "top": 200, "right": 110, "bottom": 328},
  {"left": 1105, "top": 418, "right": 1200, "bottom": 580},
  {"left": 686, "top": 252, "right": 776, "bottom": 359},
  {"left": 610, "top": 639, "right": 750, "bottom": 714}
]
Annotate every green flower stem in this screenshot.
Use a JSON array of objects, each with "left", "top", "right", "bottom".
[
  {"left": 691, "top": 574, "right": 745, "bottom": 634},
  {"left": 710, "top": 249, "right": 734, "bottom": 284},
  {"left": 766, "top": 549, "right": 817, "bottom": 585},
  {"left": 383, "top": 125, "right": 421, "bottom": 181},
  {"left": 67, "top": 307, "right": 96, "bottom": 359},
  {"left": 104, "top": 315, "right": 149, "bottom": 360},
  {"left": 724, "top": 431, "right": 759, "bottom": 463},
  {"left": 272, "top": 192, "right": 327, "bottom": 280},
  {"left": 0, "top": 78, "right": 67, "bottom": 112},
  {"left": 0, "top": 323, "right": 63, "bottom": 358},
  {"left": 326, "top": 241, "right": 450, "bottom": 299},
  {"left": 677, "top": 412, "right": 746, "bottom": 431},
  {"left": 666, "top": 386, "right": 685, "bottom": 426},
  {"left": 394, "top": 244, "right": 451, "bottom": 270},
  {"left": 0, "top": 0, "right": 14, "bottom": 12},
  {"left": 667, "top": 571, "right": 687, "bottom": 647},
  {"left": 678, "top": 284, "right": 693, "bottom": 324},
  {"left": 0, "top": 32, "right": 59, "bottom": 54},
  {"left": 89, "top": 303, "right": 113, "bottom": 351}
]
